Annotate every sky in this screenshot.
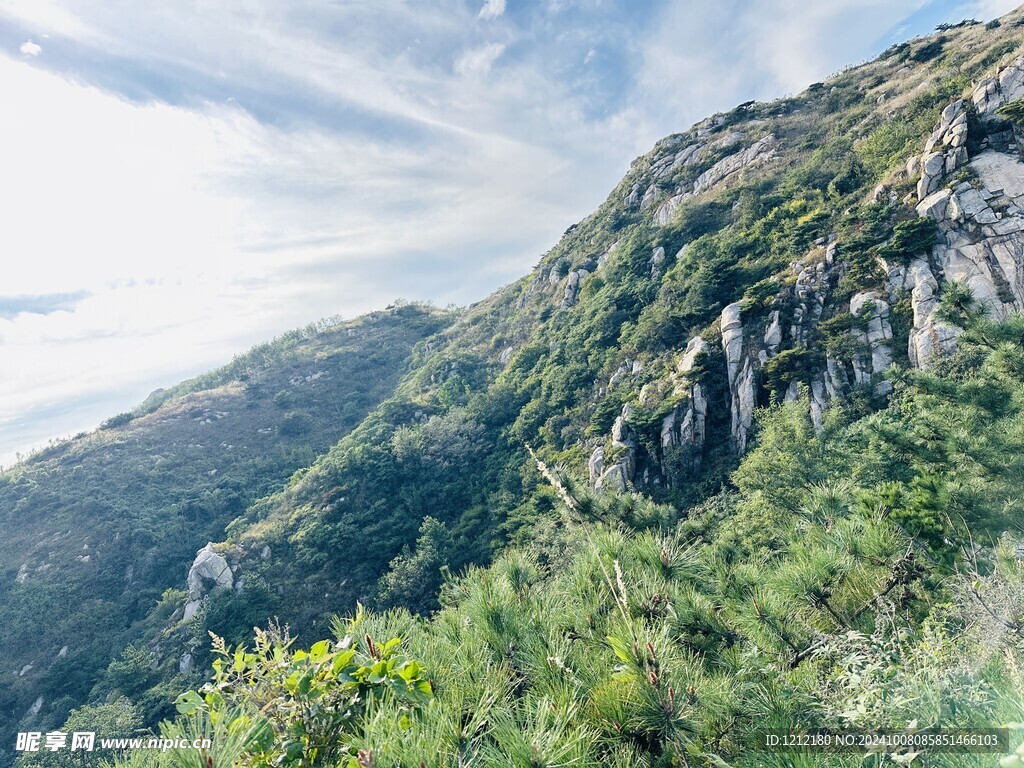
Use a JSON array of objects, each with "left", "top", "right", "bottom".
[{"left": 0, "top": 0, "right": 1019, "bottom": 467}]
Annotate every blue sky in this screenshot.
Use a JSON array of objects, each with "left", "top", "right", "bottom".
[{"left": 0, "top": 0, "right": 1017, "bottom": 466}]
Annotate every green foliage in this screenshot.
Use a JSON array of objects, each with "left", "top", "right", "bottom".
[
  {"left": 761, "top": 347, "right": 815, "bottom": 398},
  {"left": 11, "top": 20, "right": 1024, "bottom": 768},
  {"left": 15, "top": 699, "right": 143, "bottom": 768},
  {"left": 879, "top": 217, "right": 939, "bottom": 263},
  {"left": 376, "top": 517, "right": 456, "bottom": 614},
  {"left": 910, "top": 37, "right": 947, "bottom": 63},
  {"left": 998, "top": 99, "right": 1024, "bottom": 125},
  {"left": 0, "top": 307, "right": 448, "bottom": 756},
  {"left": 856, "top": 117, "right": 923, "bottom": 178},
  {"left": 169, "top": 619, "right": 432, "bottom": 768},
  {"left": 936, "top": 281, "right": 986, "bottom": 326},
  {"left": 739, "top": 277, "right": 779, "bottom": 313}
]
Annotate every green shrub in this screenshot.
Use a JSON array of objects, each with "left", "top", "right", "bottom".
[{"left": 170, "top": 620, "right": 432, "bottom": 768}]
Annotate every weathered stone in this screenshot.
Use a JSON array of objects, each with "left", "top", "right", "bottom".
[
  {"left": 26, "top": 696, "right": 43, "bottom": 719},
  {"left": 560, "top": 269, "right": 589, "bottom": 309},
  {"left": 850, "top": 292, "right": 893, "bottom": 392},
  {"left": 678, "top": 335, "right": 709, "bottom": 375},
  {"left": 662, "top": 336, "right": 709, "bottom": 464},
  {"left": 809, "top": 379, "right": 828, "bottom": 430},
  {"left": 955, "top": 188, "right": 996, "bottom": 222},
  {"left": 650, "top": 246, "right": 666, "bottom": 277},
  {"left": 906, "top": 259, "right": 960, "bottom": 367},
  {"left": 763, "top": 310, "right": 783, "bottom": 352},
  {"left": 690, "top": 135, "right": 779, "bottom": 196},
  {"left": 588, "top": 446, "right": 605, "bottom": 486},
  {"left": 917, "top": 152, "right": 947, "bottom": 199},
  {"left": 916, "top": 188, "right": 951, "bottom": 221},
  {"left": 732, "top": 359, "right": 757, "bottom": 454},
  {"left": 654, "top": 194, "right": 685, "bottom": 226},
  {"left": 721, "top": 301, "right": 744, "bottom": 383},
  {"left": 187, "top": 543, "right": 233, "bottom": 602}
]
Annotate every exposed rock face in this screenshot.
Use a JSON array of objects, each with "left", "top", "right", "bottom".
[
  {"left": 916, "top": 100, "right": 968, "bottom": 200},
  {"left": 661, "top": 337, "right": 709, "bottom": 463},
  {"left": 593, "top": 405, "right": 638, "bottom": 492},
  {"left": 621, "top": 69, "right": 1024, "bottom": 472},
  {"left": 721, "top": 302, "right": 756, "bottom": 453},
  {"left": 183, "top": 543, "right": 233, "bottom": 621},
  {"left": 791, "top": 253, "right": 833, "bottom": 343},
  {"left": 763, "top": 311, "right": 783, "bottom": 353},
  {"left": 654, "top": 194, "right": 685, "bottom": 226},
  {"left": 26, "top": 695, "right": 43, "bottom": 719},
  {"left": 588, "top": 446, "right": 605, "bottom": 486},
  {"left": 651, "top": 134, "right": 779, "bottom": 224},
  {"left": 971, "top": 55, "right": 1024, "bottom": 115},
  {"left": 910, "top": 148, "right": 1024, "bottom": 364},
  {"left": 906, "top": 259, "right": 960, "bottom": 367},
  {"left": 692, "top": 135, "right": 779, "bottom": 197},
  {"left": 718, "top": 245, "right": 848, "bottom": 444},
  {"left": 560, "top": 269, "right": 590, "bottom": 309},
  {"left": 850, "top": 292, "right": 894, "bottom": 393},
  {"left": 650, "top": 246, "right": 666, "bottom": 278}
]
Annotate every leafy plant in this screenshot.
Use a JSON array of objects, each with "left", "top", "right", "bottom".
[{"left": 170, "top": 619, "right": 432, "bottom": 768}]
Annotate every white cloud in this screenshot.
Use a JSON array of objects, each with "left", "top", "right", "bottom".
[
  {"left": 0, "top": 38, "right": 610, "bottom": 465},
  {"left": 19, "top": 40, "right": 41, "bottom": 56},
  {"left": 479, "top": 0, "right": 507, "bottom": 20},
  {"left": 957, "top": 0, "right": 1021, "bottom": 20},
  {"left": 454, "top": 42, "right": 506, "bottom": 76},
  {"left": 3, "top": 0, "right": 97, "bottom": 39}
]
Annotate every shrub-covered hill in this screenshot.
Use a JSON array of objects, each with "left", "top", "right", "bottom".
[
  {"left": 0, "top": 306, "right": 450, "bottom": 762},
  {"left": 11, "top": 6, "right": 1024, "bottom": 767}
]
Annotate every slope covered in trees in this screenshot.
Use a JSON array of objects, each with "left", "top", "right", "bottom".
[
  {"left": 67, "top": 318, "right": 1024, "bottom": 767},
  {"left": 8, "top": 7, "right": 1024, "bottom": 767},
  {"left": 0, "top": 306, "right": 450, "bottom": 765}
]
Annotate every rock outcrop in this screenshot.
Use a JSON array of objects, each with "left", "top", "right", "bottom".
[
  {"left": 661, "top": 336, "right": 710, "bottom": 462},
  {"left": 901, "top": 67, "right": 1024, "bottom": 367},
  {"left": 916, "top": 100, "right": 968, "bottom": 200},
  {"left": 905, "top": 259, "right": 960, "bottom": 367},
  {"left": 592, "top": 404, "right": 639, "bottom": 492},
  {"left": 183, "top": 543, "right": 234, "bottom": 621},
  {"left": 691, "top": 134, "right": 779, "bottom": 197},
  {"left": 650, "top": 246, "right": 666, "bottom": 278},
  {"left": 849, "top": 292, "right": 894, "bottom": 393},
  {"left": 971, "top": 55, "right": 1024, "bottom": 116},
  {"left": 560, "top": 269, "right": 590, "bottom": 309},
  {"left": 721, "top": 302, "right": 756, "bottom": 453},
  {"left": 910, "top": 147, "right": 1024, "bottom": 363},
  {"left": 651, "top": 134, "right": 780, "bottom": 225}
]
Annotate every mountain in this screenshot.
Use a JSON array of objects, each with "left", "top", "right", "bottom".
[
  {"left": 8, "top": 10, "right": 1024, "bottom": 768},
  {"left": 0, "top": 307, "right": 449, "bottom": 757}
]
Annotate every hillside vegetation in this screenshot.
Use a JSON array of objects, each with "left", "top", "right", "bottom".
[{"left": 9, "top": 7, "right": 1024, "bottom": 768}]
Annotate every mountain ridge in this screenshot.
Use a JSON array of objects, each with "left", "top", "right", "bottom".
[{"left": 8, "top": 8, "right": 1024, "bottom": 766}]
